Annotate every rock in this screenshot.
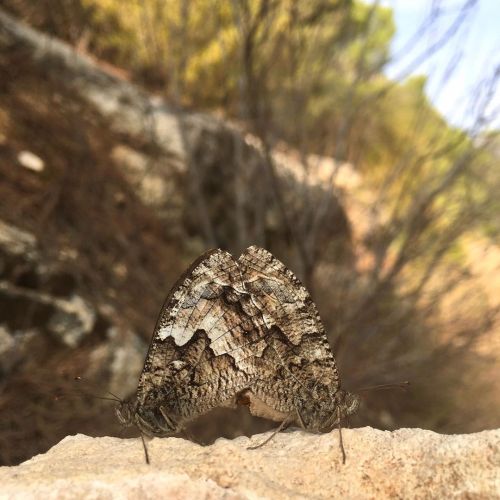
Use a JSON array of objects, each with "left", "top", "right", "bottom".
[
  {"left": 0, "top": 8, "right": 350, "bottom": 253},
  {"left": 17, "top": 150, "right": 45, "bottom": 172},
  {"left": 0, "top": 220, "right": 37, "bottom": 260},
  {"left": 88, "top": 326, "right": 147, "bottom": 397},
  {"left": 46, "top": 294, "right": 96, "bottom": 347},
  {"left": 0, "top": 280, "right": 96, "bottom": 348},
  {"left": 0, "top": 216, "right": 144, "bottom": 379},
  {"left": 111, "top": 144, "right": 176, "bottom": 208},
  {"left": 0, "top": 325, "right": 36, "bottom": 375},
  {"left": 0, "top": 428, "right": 498, "bottom": 499},
  {"left": 0, "top": 219, "right": 97, "bottom": 349}
]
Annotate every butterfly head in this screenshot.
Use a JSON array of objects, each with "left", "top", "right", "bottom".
[
  {"left": 334, "top": 388, "right": 360, "bottom": 420},
  {"left": 298, "top": 384, "right": 360, "bottom": 432},
  {"left": 115, "top": 399, "right": 136, "bottom": 427},
  {"left": 116, "top": 392, "right": 180, "bottom": 437}
]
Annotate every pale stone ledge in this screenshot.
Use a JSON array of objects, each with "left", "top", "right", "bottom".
[{"left": 0, "top": 427, "right": 498, "bottom": 499}]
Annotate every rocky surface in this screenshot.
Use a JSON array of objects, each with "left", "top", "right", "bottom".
[
  {"left": 0, "top": 7, "right": 349, "bottom": 251},
  {"left": 0, "top": 218, "right": 148, "bottom": 464},
  {"left": 0, "top": 219, "right": 146, "bottom": 379},
  {"left": 0, "top": 427, "right": 498, "bottom": 499}
]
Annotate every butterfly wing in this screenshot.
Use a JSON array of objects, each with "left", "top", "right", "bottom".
[
  {"left": 135, "top": 248, "right": 270, "bottom": 434},
  {"left": 238, "top": 246, "right": 341, "bottom": 422}
]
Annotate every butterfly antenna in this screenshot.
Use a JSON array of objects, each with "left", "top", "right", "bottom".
[
  {"left": 74, "top": 376, "right": 124, "bottom": 403},
  {"left": 93, "top": 395, "right": 122, "bottom": 403},
  {"left": 106, "top": 391, "right": 124, "bottom": 403},
  {"left": 140, "top": 433, "right": 150, "bottom": 465},
  {"left": 357, "top": 381, "right": 410, "bottom": 393}
]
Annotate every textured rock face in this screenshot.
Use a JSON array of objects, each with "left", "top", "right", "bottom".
[
  {"left": 1, "top": 428, "right": 498, "bottom": 499},
  {"left": 0, "top": 8, "right": 350, "bottom": 252},
  {"left": 0, "top": 219, "right": 146, "bottom": 381}
]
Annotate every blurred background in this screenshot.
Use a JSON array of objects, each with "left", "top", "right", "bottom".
[{"left": 0, "top": 0, "right": 499, "bottom": 466}]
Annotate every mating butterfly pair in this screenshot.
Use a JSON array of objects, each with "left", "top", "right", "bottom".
[{"left": 116, "top": 246, "right": 359, "bottom": 460}]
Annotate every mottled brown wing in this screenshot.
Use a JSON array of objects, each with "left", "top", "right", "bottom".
[
  {"left": 136, "top": 249, "right": 269, "bottom": 429},
  {"left": 238, "top": 246, "right": 340, "bottom": 417}
]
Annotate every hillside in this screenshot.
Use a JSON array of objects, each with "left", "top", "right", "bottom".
[
  {"left": 0, "top": 7, "right": 498, "bottom": 467},
  {"left": 0, "top": 8, "right": 351, "bottom": 464}
]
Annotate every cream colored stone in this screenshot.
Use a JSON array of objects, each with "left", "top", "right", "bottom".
[
  {"left": 0, "top": 428, "right": 498, "bottom": 499},
  {"left": 17, "top": 150, "right": 45, "bottom": 172}
]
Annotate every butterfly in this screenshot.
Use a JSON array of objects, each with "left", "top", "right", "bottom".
[{"left": 116, "top": 246, "right": 359, "bottom": 461}]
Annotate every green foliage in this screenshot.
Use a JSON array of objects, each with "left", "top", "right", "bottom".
[
  {"left": 77, "top": 1, "right": 393, "bottom": 126},
  {"left": 76, "top": 0, "right": 498, "bottom": 272}
]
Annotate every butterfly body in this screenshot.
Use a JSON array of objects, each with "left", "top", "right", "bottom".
[{"left": 116, "top": 246, "right": 359, "bottom": 439}]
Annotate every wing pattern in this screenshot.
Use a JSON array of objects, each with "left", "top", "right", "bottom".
[
  {"left": 237, "top": 246, "right": 340, "bottom": 417},
  {"left": 130, "top": 246, "right": 349, "bottom": 436}
]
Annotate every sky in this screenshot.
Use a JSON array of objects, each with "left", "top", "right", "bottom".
[{"left": 377, "top": 0, "right": 499, "bottom": 131}]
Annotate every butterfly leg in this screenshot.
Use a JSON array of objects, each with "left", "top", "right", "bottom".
[
  {"left": 136, "top": 414, "right": 160, "bottom": 436},
  {"left": 295, "top": 407, "right": 307, "bottom": 429},
  {"left": 296, "top": 407, "right": 347, "bottom": 464},
  {"left": 159, "top": 406, "right": 179, "bottom": 432},
  {"left": 247, "top": 414, "right": 292, "bottom": 450},
  {"left": 337, "top": 406, "right": 346, "bottom": 464},
  {"left": 135, "top": 409, "right": 176, "bottom": 436},
  {"left": 140, "top": 433, "right": 150, "bottom": 465}
]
